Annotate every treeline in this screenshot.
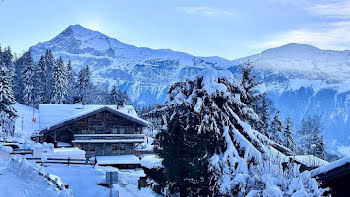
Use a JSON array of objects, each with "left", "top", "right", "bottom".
[{"left": 12, "top": 49, "right": 128, "bottom": 106}]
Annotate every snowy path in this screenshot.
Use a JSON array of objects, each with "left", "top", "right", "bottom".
[
  {"left": 0, "top": 166, "right": 50, "bottom": 197},
  {"left": 115, "top": 170, "right": 162, "bottom": 197}
]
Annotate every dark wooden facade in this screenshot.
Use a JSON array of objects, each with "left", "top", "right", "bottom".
[
  {"left": 314, "top": 163, "right": 350, "bottom": 196},
  {"left": 39, "top": 108, "right": 146, "bottom": 158}
]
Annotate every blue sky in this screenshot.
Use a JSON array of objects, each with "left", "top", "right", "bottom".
[{"left": 0, "top": 0, "right": 350, "bottom": 59}]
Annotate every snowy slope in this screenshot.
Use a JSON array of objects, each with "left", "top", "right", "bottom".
[
  {"left": 11, "top": 103, "right": 39, "bottom": 143},
  {"left": 29, "top": 25, "right": 350, "bottom": 155},
  {"left": 0, "top": 157, "right": 71, "bottom": 197}
]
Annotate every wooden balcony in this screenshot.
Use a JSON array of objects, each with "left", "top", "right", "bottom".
[{"left": 72, "top": 134, "right": 145, "bottom": 144}]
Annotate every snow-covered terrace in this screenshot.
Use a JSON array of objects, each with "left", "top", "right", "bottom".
[{"left": 96, "top": 155, "right": 141, "bottom": 165}]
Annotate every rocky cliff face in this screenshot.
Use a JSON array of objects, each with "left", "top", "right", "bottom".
[{"left": 30, "top": 25, "right": 350, "bottom": 156}]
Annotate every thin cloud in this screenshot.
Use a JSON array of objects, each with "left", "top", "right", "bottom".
[
  {"left": 177, "top": 6, "right": 233, "bottom": 16},
  {"left": 253, "top": 21, "right": 350, "bottom": 50},
  {"left": 307, "top": 0, "right": 350, "bottom": 18}
]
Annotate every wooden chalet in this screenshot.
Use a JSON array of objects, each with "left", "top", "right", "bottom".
[
  {"left": 311, "top": 157, "right": 350, "bottom": 196},
  {"left": 33, "top": 104, "right": 149, "bottom": 158}
]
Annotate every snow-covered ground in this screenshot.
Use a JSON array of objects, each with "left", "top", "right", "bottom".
[
  {"left": 0, "top": 156, "right": 71, "bottom": 197},
  {"left": 44, "top": 164, "right": 161, "bottom": 197},
  {"left": 115, "top": 169, "right": 162, "bottom": 197},
  {"left": 8, "top": 103, "right": 39, "bottom": 143}
]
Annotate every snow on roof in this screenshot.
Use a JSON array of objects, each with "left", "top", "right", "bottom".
[
  {"left": 96, "top": 155, "right": 141, "bottom": 165},
  {"left": 288, "top": 155, "right": 329, "bottom": 168},
  {"left": 311, "top": 157, "right": 350, "bottom": 177},
  {"left": 39, "top": 104, "right": 149, "bottom": 132},
  {"left": 140, "top": 155, "right": 163, "bottom": 169}
]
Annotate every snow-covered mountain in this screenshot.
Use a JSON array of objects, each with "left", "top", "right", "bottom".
[
  {"left": 30, "top": 25, "right": 233, "bottom": 105},
  {"left": 29, "top": 25, "right": 350, "bottom": 155}
]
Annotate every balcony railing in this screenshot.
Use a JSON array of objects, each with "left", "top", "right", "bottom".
[{"left": 72, "top": 134, "right": 145, "bottom": 143}]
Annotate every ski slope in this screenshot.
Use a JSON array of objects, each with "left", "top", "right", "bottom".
[{"left": 10, "top": 103, "right": 39, "bottom": 143}]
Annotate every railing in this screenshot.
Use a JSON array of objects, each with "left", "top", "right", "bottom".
[
  {"left": 26, "top": 157, "right": 96, "bottom": 166},
  {"left": 74, "top": 134, "right": 145, "bottom": 141},
  {"left": 10, "top": 149, "right": 33, "bottom": 155}
]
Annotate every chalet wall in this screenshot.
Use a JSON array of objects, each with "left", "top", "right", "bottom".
[
  {"left": 42, "top": 110, "right": 142, "bottom": 143},
  {"left": 41, "top": 110, "right": 144, "bottom": 157}
]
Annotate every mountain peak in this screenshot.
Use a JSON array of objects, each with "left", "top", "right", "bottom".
[
  {"left": 62, "top": 24, "right": 105, "bottom": 38},
  {"left": 260, "top": 43, "right": 321, "bottom": 58}
]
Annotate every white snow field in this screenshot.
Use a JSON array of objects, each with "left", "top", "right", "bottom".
[
  {"left": 44, "top": 164, "right": 161, "bottom": 197},
  {"left": 0, "top": 156, "right": 71, "bottom": 197},
  {"left": 9, "top": 103, "right": 39, "bottom": 143}
]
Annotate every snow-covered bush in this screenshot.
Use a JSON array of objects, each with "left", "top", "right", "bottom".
[
  {"left": 153, "top": 69, "right": 325, "bottom": 196},
  {"left": 246, "top": 158, "right": 327, "bottom": 197},
  {"left": 0, "top": 145, "right": 12, "bottom": 162}
]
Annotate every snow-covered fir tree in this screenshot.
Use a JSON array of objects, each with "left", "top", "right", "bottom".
[
  {"left": 256, "top": 96, "right": 270, "bottom": 137},
  {"left": 13, "top": 54, "right": 25, "bottom": 103},
  {"left": 109, "top": 85, "right": 122, "bottom": 104},
  {"left": 240, "top": 62, "right": 264, "bottom": 130},
  {"left": 21, "top": 51, "right": 35, "bottom": 106},
  {"left": 315, "top": 136, "right": 326, "bottom": 160},
  {"left": 269, "top": 112, "right": 284, "bottom": 144},
  {"left": 283, "top": 117, "right": 297, "bottom": 154},
  {"left": 50, "top": 57, "right": 68, "bottom": 104},
  {"left": 299, "top": 116, "right": 326, "bottom": 159},
  {"left": 0, "top": 52, "right": 17, "bottom": 138},
  {"left": 1, "top": 47, "right": 15, "bottom": 82},
  {"left": 153, "top": 69, "right": 325, "bottom": 196},
  {"left": 44, "top": 50, "right": 55, "bottom": 103},
  {"left": 76, "top": 65, "right": 93, "bottom": 104},
  {"left": 34, "top": 55, "right": 47, "bottom": 105},
  {"left": 66, "top": 60, "right": 76, "bottom": 103},
  {"left": 121, "top": 90, "right": 129, "bottom": 104}
]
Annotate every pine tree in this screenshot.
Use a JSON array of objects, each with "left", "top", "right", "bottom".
[
  {"left": 283, "top": 117, "right": 297, "bottom": 154},
  {"left": 13, "top": 55, "right": 25, "bottom": 103},
  {"left": 76, "top": 66, "right": 93, "bottom": 104},
  {"left": 34, "top": 55, "right": 47, "bottom": 105},
  {"left": 21, "top": 51, "right": 35, "bottom": 106},
  {"left": 121, "top": 90, "right": 129, "bottom": 104},
  {"left": 66, "top": 60, "right": 76, "bottom": 103},
  {"left": 0, "top": 52, "right": 17, "bottom": 138},
  {"left": 1, "top": 47, "right": 14, "bottom": 81},
  {"left": 155, "top": 69, "right": 269, "bottom": 196},
  {"left": 256, "top": 96, "right": 270, "bottom": 136},
  {"left": 109, "top": 85, "right": 121, "bottom": 104},
  {"left": 299, "top": 116, "right": 326, "bottom": 159},
  {"left": 44, "top": 50, "right": 55, "bottom": 103},
  {"left": 269, "top": 113, "right": 283, "bottom": 144},
  {"left": 315, "top": 136, "right": 326, "bottom": 160},
  {"left": 240, "top": 61, "right": 265, "bottom": 131},
  {"left": 50, "top": 57, "right": 68, "bottom": 104},
  {"left": 153, "top": 69, "right": 325, "bottom": 196}
]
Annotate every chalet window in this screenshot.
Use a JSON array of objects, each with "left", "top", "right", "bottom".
[
  {"left": 89, "top": 145, "right": 95, "bottom": 151},
  {"left": 119, "top": 128, "right": 125, "bottom": 134},
  {"left": 112, "top": 144, "right": 118, "bottom": 151},
  {"left": 120, "top": 143, "right": 125, "bottom": 150},
  {"left": 112, "top": 128, "right": 118, "bottom": 134}
]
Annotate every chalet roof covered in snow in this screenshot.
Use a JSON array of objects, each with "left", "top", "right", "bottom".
[
  {"left": 38, "top": 104, "right": 150, "bottom": 133},
  {"left": 289, "top": 155, "right": 329, "bottom": 168},
  {"left": 311, "top": 157, "right": 350, "bottom": 177}
]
